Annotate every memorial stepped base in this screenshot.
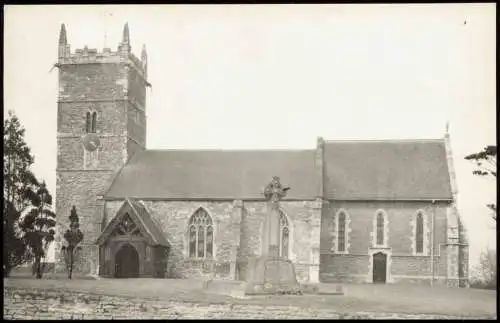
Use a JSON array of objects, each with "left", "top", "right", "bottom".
[
  {"left": 203, "top": 280, "right": 345, "bottom": 298},
  {"left": 245, "top": 256, "right": 302, "bottom": 295}
]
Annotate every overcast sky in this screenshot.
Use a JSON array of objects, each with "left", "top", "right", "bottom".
[{"left": 4, "top": 4, "right": 496, "bottom": 266}]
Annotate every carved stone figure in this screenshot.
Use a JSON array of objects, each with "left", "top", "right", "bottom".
[{"left": 264, "top": 176, "right": 290, "bottom": 204}]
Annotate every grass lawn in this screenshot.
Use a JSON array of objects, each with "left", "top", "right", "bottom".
[{"left": 4, "top": 275, "right": 497, "bottom": 318}]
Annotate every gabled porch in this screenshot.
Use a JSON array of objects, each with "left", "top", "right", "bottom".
[{"left": 95, "top": 198, "right": 170, "bottom": 278}]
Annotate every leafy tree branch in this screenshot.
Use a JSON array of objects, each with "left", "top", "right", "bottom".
[{"left": 465, "top": 145, "right": 497, "bottom": 221}]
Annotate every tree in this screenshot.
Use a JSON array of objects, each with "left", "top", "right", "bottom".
[
  {"left": 62, "top": 206, "right": 84, "bottom": 279},
  {"left": 3, "top": 111, "right": 39, "bottom": 276},
  {"left": 465, "top": 145, "right": 497, "bottom": 221},
  {"left": 3, "top": 201, "right": 30, "bottom": 277},
  {"left": 470, "top": 248, "right": 496, "bottom": 290},
  {"left": 19, "top": 181, "right": 56, "bottom": 279}
]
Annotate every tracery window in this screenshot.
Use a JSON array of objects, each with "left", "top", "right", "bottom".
[
  {"left": 111, "top": 213, "right": 141, "bottom": 237},
  {"left": 279, "top": 210, "right": 289, "bottom": 258},
  {"left": 416, "top": 212, "right": 424, "bottom": 254},
  {"left": 188, "top": 208, "right": 213, "bottom": 259}
]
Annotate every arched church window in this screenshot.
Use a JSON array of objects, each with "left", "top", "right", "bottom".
[
  {"left": 279, "top": 210, "right": 290, "bottom": 258},
  {"left": 85, "top": 111, "right": 97, "bottom": 133},
  {"left": 86, "top": 112, "right": 92, "bottom": 133},
  {"left": 188, "top": 208, "right": 213, "bottom": 259},
  {"left": 416, "top": 212, "right": 424, "bottom": 254},
  {"left": 337, "top": 212, "right": 346, "bottom": 252},
  {"left": 91, "top": 112, "right": 97, "bottom": 133},
  {"left": 376, "top": 212, "right": 385, "bottom": 246}
]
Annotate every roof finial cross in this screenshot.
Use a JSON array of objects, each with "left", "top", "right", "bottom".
[{"left": 102, "top": 11, "right": 113, "bottom": 49}]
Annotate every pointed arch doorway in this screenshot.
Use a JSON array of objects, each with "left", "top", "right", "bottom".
[
  {"left": 96, "top": 198, "right": 171, "bottom": 278},
  {"left": 115, "top": 244, "right": 139, "bottom": 278}
]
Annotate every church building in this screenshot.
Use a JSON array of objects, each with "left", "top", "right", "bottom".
[{"left": 55, "top": 24, "right": 469, "bottom": 287}]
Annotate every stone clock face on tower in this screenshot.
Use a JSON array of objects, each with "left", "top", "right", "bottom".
[{"left": 83, "top": 133, "right": 100, "bottom": 152}]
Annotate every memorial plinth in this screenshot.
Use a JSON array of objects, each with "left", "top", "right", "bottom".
[
  {"left": 244, "top": 177, "right": 302, "bottom": 295},
  {"left": 244, "top": 255, "right": 301, "bottom": 295}
]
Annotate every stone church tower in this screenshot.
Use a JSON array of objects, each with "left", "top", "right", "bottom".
[{"left": 55, "top": 23, "right": 148, "bottom": 273}]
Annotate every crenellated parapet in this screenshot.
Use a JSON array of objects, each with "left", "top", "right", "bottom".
[{"left": 57, "top": 23, "right": 148, "bottom": 81}]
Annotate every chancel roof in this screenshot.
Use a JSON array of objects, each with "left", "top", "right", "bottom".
[
  {"left": 104, "top": 139, "right": 453, "bottom": 201},
  {"left": 323, "top": 139, "right": 453, "bottom": 200}
]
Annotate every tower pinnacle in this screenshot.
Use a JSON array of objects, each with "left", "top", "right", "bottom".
[
  {"left": 59, "top": 23, "right": 67, "bottom": 45},
  {"left": 141, "top": 44, "right": 147, "bottom": 60},
  {"left": 122, "top": 22, "right": 130, "bottom": 44}
]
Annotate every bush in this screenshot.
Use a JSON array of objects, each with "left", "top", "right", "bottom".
[{"left": 470, "top": 249, "right": 496, "bottom": 290}]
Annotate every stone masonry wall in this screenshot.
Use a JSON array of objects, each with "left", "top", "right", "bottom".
[
  {"left": 320, "top": 200, "right": 450, "bottom": 284},
  {"left": 127, "top": 66, "right": 147, "bottom": 106},
  {"left": 56, "top": 33, "right": 148, "bottom": 276},
  {"left": 56, "top": 60, "right": 130, "bottom": 276},
  {"left": 56, "top": 172, "right": 114, "bottom": 273},
  {"left": 127, "top": 104, "right": 146, "bottom": 148},
  {"left": 126, "top": 66, "right": 147, "bottom": 150},
  {"left": 103, "top": 199, "right": 320, "bottom": 282},
  {"left": 105, "top": 200, "right": 236, "bottom": 279},
  {"left": 57, "top": 100, "right": 127, "bottom": 136},
  {"left": 58, "top": 63, "right": 128, "bottom": 102},
  {"left": 4, "top": 288, "right": 490, "bottom": 320}
]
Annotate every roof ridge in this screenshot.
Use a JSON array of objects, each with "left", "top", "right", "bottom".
[
  {"left": 324, "top": 138, "right": 445, "bottom": 143},
  {"left": 142, "top": 148, "right": 315, "bottom": 152}
]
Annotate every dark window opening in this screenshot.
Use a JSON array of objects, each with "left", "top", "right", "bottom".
[
  {"left": 338, "top": 212, "right": 346, "bottom": 252},
  {"left": 376, "top": 213, "right": 385, "bottom": 245},
  {"left": 416, "top": 213, "right": 424, "bottom": 253}
]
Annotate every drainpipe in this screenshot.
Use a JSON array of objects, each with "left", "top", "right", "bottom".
[{"left": 430, "top": 200, "right": 436, "bottom": 287}]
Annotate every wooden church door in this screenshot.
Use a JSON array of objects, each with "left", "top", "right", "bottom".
[
  {"left": 372, "top": 252, "right": 387, "bottom": 283},
  {"left": 115, "top": 244, "right": 140, "bottom": 278}
]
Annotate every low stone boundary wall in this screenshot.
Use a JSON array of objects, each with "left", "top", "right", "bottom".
[{"left": 3, "top": 287, "right": 495, "bottom": 320}]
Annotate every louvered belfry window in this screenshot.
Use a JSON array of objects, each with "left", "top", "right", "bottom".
[
  {"left": 85, "top": 111, "right": 97, "bottom": 133},
  {"left": 188, "top": 208, "right": 213, "bottom": 259},
  {"left": 86, "top": 112, "right": 92, "bottom": 133}
]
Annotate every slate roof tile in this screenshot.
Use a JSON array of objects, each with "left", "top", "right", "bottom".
[
  {"left": 104, "top": 140, "right": 452, "bottom": 201},
  {"left": 105, "top": 150, "right": 317, "bottom": 200},
  {"left": 323, "top": 140, "right": 452, "bottom": 200}
]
